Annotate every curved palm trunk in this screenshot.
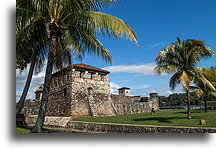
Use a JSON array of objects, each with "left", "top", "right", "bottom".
[
  {"left": 187, "top": 90, "right": 192, "bottom": 119},
  {"left": 16, "top": 48, "right": 39, "bottom": 116},
  {"left": 31, "top": 24, "right": 55, "bottom": 133}
]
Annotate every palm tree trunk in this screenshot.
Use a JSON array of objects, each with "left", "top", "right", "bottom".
[
  {"left": 16, "top": 48, "right": 39, "bottom": 116},
  {"left": 31, "top": 24, "right": 55, "bottom": 133},
  {"left": 187, "top": 90, "right": 192, "bottom": 119},
  {"left": 204, "top": 95, "right": 207, "bottom": 112}
]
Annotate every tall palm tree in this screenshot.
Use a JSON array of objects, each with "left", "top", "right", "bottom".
[
  {"left": 16, "top": 33, "right": 83, "bottom": 116},
  {"left": 191, "top": 67, "right": 216, "bottom": 112},
  {"left": 17, "top": 0, "right": 138, "bottom": 132},
  {"left": 16, "top": 18, "right": 48, "bottom": 116},
  {"left": 154, "top": 37, "right": 213, "bottom": 119},
  {"left": 16, "top": 16, "right": 80, "bottom": 116}
]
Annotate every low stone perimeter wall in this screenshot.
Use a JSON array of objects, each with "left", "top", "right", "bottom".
[
  {"left": 65, "top": 121, "right": 216, "bottom": 133},
  {"left": 25, "top": 115, "right": 71, "bottom": 127}
]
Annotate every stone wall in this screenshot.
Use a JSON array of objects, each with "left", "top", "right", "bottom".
[
  {"left": 21, "top": 100, "right": 40, "bottom": 115},
  {"left": 65, "top": 121, "right": 216, "bottom": 133},
  {"left": 24, "top": 118, "right": 216, "bottom": 133},
  {"left": 22, "top": 64, "right": 160, "bottom": 119},
  {"left": 47, "top": 67, "right": 73, "bottom": 117},
  {"left": 93, "top": 94, "right": 116, "bottom": 117},
  {"left": 47, "top": 66, "right": 115, "bottom": 118},
  {"left": 111, "top": 94, "right": 160, "bottom": 115},
  {"left": 111, "top": 94, "right": 141, "bottom": 103},
  {"left": 71, "top": 70, "right": 110, "bottom": 95},
  {"left": 25, "top": 115, "right": 71, "bottom": 127},
  {"left": 114, "top": 102, "right": 152, "bottom": 115},
  {"left": 71, "top": 70, "right": 115, "bottom": 117}
]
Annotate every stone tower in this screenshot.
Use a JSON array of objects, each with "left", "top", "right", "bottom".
[
  {"left": 35, "top": 89, "right": 43, "bottom": 100},
  {"left": 149, "top": 92, "right": 159, "bottom": 110},
  {"left": 118, "top": 87, "right": 130, "bottom": 96},
  {"left": 46, "top": 64, "right": 116, "bottom": 117}
]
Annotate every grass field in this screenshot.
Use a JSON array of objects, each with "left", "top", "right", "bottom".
[
  {"left": 16, "top": 126, "right": 31, "bottom": 133},
  {"left": 73, "top": 109, "right": 216, "bottom": 128}
]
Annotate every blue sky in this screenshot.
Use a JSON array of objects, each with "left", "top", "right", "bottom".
[
  {"left": 73, "top": 0, "right": 216, "bottom": 96},
  {"left": 16, "top": 0, "right": 216, "bottom": 100}
]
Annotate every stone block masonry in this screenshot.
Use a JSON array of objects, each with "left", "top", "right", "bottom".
[
  {"left": 21, "top": 100, "right": 40, "bottom": 115},
  {"left": 65, "top": 121, "right": 216, "bottom": 133},
  {"left": 114, "top": 102, "right": 151, "bottom": 115},
  {"left": 24, "top": 116, "right": 216, "bottom": 133},
  {"left": 47, "top": 64, "right": 116, "bottom": 117},
  {"left": 111, "top": 94, "right": 160, "bottom": 115},
  {"left": 46, "top": 66, "right": 73, "bottom": 117},
  {"left": 22, "top": 64, "right": 160, "bottom": 119},
  {"left": 25, "top": 115, "right": 71, "bottom": 127}
]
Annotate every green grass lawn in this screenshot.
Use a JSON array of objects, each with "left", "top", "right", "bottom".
[
  {"left": 73, "top": 109, "right": 216, "bottom": 128},
  {"left": 16, "top": 126, "right": 54, "bottom": 133},
  {"left": 16, "top": 126, "right": 31, "bottom": 133}
]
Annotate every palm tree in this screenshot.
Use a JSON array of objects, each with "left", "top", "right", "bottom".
[
  {"left": 154, "top": 37, "right": 213, "bottom": 119},
  {"left": 16, "top": 17, "right": 79, "bottom": 116},
  {"left": 16, "top": 18, "right": 47, "bottom": 116},
  {"left": 17, "top": 0, "right": 138, "bottom": 132},
  {"left": 191, "top": 67, "right": 216, "bottom": 112}
]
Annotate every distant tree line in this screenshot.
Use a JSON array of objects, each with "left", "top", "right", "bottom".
[{"left": 158, "top": 92, "right": 216, "bottom": 107}]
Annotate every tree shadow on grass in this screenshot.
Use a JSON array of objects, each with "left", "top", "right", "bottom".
[
  {"left": 132, "top": 116, "right": 186, "bottom": 123},
  {"left": 172, "top": 110, "right": 203, "bottom": 114}
]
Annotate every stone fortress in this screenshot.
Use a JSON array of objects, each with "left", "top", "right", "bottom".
[{"left": 22, "top": 64, "right": 159, "bottom": 119}]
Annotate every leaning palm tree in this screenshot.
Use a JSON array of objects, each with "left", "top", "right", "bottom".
[
  {"left": 16, "top": 11, "right": 88, "bottom": 117},
  {"left": 16, "top": 34, "right": 83, "bottom": 116},
  {"left": 154, "top": 37, "right": 213, "bottom": 119},
  {"left": 17, "top": 0, "right": 138, "bottom": 132},
  {"left": 191, "top": 67, "right": 216, "bottom": 112},
  {"left": 16, "top": 17, "right": 78, "bottom": 116},
  {"left": 16, "top": 17, "right": 48, "bottom": 116}
]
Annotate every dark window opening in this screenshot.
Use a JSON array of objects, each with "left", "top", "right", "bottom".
[{"left": 63, "top": 88, "right": 67, "bottom": 96}]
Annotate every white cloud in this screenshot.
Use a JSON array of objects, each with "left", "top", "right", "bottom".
[
  {"left": 146, "top": 42, "right": 166, "bottom": 48},
  {"left": 103, "top": 63, "right": 157, "bottom": 75},
  {"left": 130, "top": 86, "right": 182, "bottom": 97},
  {"left": 16, "top": 64, "right": 46, "bottom": 102},
  {"left": 110, "top": 82, "right": 177, "bottom": 97},
  {"left": 166, "top": 90, "right": 173, "bottom": 95},
  {"left": 110, "top": 82, "right": 120, "bottom": 94}
]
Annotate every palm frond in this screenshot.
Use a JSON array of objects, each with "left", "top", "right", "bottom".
[
  {"left": 155, "top": 37, "right": 214, "bottom": 92},
  {"left": 211, "top": 92, "right": 216, "bottom": 97},
  {"left": 194, "top": 88, "right": 204, "bottom": 98},
  {"left": 88, "top": 11, "right": 138, "bottom": 46},
  {"left": 66, "top": 17, "right": 113, "bottom": 63},
  {"left": 194, "top": 67, "right": 216, "bottom": 92},
  {"left": 178, "top": 71, "right": 193, "bottom": 91},
  {"left": 169, "top": 72, "right": 181, "bottom": 90},
  {"left": 154, "top": 65, "right": 177, "bottom": 75}
]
